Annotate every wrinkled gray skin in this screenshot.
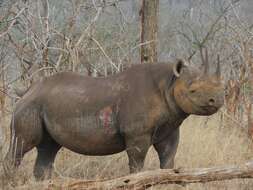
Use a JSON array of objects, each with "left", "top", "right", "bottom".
[{"left": 4, "top": 60, "right": 224, "bottom": 180}]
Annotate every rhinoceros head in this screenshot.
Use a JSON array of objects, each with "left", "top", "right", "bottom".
[{"left": 172, "top": 50, "right": 224, "bottom": 115}]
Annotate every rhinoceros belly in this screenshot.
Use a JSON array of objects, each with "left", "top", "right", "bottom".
[{"left": 43, "top": 106, "right": 125, "bottom": 155}]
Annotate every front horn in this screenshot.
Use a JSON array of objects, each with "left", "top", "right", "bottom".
[{"left": 216, "top": 54, "right": 221, "bottom": 78}]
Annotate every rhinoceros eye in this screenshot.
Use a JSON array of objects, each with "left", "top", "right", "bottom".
[{"left": 190, "top": 89, "right": 196, "bottom": 94}]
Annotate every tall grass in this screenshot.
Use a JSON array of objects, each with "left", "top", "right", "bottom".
[{"left": 1, "top": 112, "right": 253, "bottom": 189}]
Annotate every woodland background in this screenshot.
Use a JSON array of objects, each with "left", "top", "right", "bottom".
[{"left": 0, "top": 0, "right": 253, "bottom": 189}]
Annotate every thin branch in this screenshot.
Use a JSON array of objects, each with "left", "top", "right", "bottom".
[
  {"left": 27, "top": 66, "right": 56, "bottom": 80},
  {"left": 0, "top": 7, "right": 26, "bottom": 39},
  {"left": 75, "top": 7, "right": 102, "bottom": 47},
  {"left": 186, "top": 1, "right": 240, "bottom": 60},
  {"left": 90, "top": 37, "right": 119, "bottom": 71}
]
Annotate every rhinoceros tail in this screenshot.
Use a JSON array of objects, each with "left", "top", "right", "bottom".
[{"left": 13, "top": 86, "right": 30, "bottom": 97}]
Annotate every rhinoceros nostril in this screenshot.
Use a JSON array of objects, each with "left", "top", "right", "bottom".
[{"left": 209, "top": 98, "right": 215, "bottom": 105}]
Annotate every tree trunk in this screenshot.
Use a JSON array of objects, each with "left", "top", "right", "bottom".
[
  {"left": 41, "top": 0, "right": 50, "bottom": 76},
  {"left": 140, "top": 0, "right": 159, "bottom": 64}
]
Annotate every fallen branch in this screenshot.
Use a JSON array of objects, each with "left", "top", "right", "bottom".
[{"left": 48, "top": 160, "right": 253, "bottom": 190}]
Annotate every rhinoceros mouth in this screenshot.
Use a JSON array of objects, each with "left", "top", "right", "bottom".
[
  {"left": 187, "top": 96, "right": 218, "bottom": 114},
  {"left": 178, "top": 93, "right": 219, "bottom": 115},
  {"left": 200, "top": 105, "right": 218, "bottom": 113}
]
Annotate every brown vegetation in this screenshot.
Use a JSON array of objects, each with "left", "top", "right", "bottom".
[{"left": 1, "top": 0, "right": 253, "bottom": 189}]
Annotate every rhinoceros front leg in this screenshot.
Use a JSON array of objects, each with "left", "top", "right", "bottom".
[
  {"left": 153, "top": 127, "right": 179, "bottom": 169},
  {"left": 125, "top": 135, "right": 151, "bottom": 173}
]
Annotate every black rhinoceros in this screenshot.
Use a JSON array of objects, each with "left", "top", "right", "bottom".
[{"left": 4, "top": 53, "right": 224, "bottom": 180}]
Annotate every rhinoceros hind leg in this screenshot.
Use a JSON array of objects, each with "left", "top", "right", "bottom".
[
  {"left": 33, "top": 132, "right": 61, "bottom": 180},
  {"left": 3, "top": 134, "right": 36, "bottom": 177},
  {"left": 4, "top": 106, "right": 44, "bottom": 177}
]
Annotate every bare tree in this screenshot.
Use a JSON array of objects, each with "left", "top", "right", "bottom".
[{"left": 140, "top": 0, "right": 159, "bottom": 64}]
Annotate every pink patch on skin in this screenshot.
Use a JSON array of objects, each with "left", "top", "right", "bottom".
[{"left": 99, "top": 107, "right": 113, "bottom": 128}]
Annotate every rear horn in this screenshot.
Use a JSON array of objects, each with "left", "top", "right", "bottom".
[{"left": 200, "top": 47, "right": 209, "bottom": 74}]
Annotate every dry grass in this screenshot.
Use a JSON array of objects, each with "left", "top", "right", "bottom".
[{"left": 1, "top": 112, "right": 253, "bottom": 189}]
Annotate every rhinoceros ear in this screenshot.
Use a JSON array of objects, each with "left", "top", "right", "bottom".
[{"left": 173, "top": 60, "right": 185, "bottom": 77}]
